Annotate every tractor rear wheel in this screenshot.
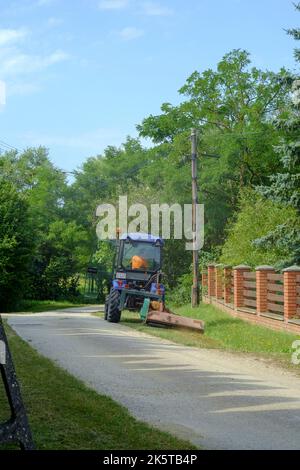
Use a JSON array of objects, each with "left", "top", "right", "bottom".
[
  {"left": 107, "top": 288, "right": 121, "bottom": 323},
  {"left": 104, "top": 294, "right": 109, "bottom": 320}
]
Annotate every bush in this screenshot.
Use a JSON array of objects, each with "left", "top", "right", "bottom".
[
  {"left": 28, "top": 220, "right": 89, "bottom": 301},
  {"left": 220, "top": 189, "right": 300, "bottom": 268},
  {"left": 169, "top": 250, "right": 219, "bottom": 306}
]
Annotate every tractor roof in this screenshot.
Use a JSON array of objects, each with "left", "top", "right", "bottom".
[{"left": 120, "top": 232, "right": 163, "bottom": 244}]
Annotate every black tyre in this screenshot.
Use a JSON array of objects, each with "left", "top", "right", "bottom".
[
  {"left": 104, "top": 294, "right": 109, "bottom": 320},
  {"left": 107, "top": 288, "right": 121, "bottom": 323}
]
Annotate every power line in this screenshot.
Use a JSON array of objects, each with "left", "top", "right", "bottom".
[{"left": 0, "top": 139, "right": 20, "bottom": 152}]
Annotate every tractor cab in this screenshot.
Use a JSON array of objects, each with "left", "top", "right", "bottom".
[{"left": 113, "top": 233, "right": 163, "bottom": 290}]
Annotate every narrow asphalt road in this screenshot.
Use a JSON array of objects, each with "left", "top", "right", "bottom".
[{"left": 5, "top": 307, "right": 300, "bottom": 450}]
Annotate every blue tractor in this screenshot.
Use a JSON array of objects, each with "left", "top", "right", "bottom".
[
  {"left": 104, "top": 232, "right": 204, "bottom": 333},
  {"left": 105, "top": 232, "right": 165, "bottom": 323}
]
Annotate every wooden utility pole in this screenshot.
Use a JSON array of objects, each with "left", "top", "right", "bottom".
[{"left": 191, "top": 128, "right": 200, "bottom": 307}]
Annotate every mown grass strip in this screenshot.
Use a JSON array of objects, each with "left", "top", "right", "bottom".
[{"left": 95, "top": 303, "right": 300, "bottom": 372}]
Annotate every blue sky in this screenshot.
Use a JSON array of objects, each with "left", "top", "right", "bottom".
[{"left": 0, "top": 0, "right": 298, "bottom": 171}]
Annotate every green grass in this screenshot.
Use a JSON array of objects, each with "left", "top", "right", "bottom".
[
  {"left": 6, "top": 299, "right": 87, "bottom": 313},
  {"left": 0, "top": 322, "right": 195, "bottom": 450},
  {"left": 95, "top": 303, "right": 300, "bottom": 369}
]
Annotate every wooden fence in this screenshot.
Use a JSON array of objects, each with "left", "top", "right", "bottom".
[{"left": 202, "top": 264, "right": 300, "bottom": 334}]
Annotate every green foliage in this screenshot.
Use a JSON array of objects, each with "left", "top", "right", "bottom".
[
  {"left": 139, "top": 50, "right": 288, "bottom": 145},
  {"left": 220, "top": 189, "right": 300, "bottom": 268},
  {"left": 258, "top": 93, "right": 300, "bottom": 210},
  {"left": 92, "top": 241, "right": 116, "bottom": 300},
  {"left": 170, "top": 250, "right": 219, "bottom": 306},
  {"left": 169, "top": 270, "right": 193, "bottom": 306},
  {"left": 0, "top": 182, "right": 33, "bottom": 310},
  {"left": 255, "top": 4, "right": 300, "bottom": 266},
  {"left": 93, "top": 241, "right": 115, "bottom": 273},
  {"left": 137, "top": 50, "right": 289, "bottom": 246},
  {"left": 29, "top": 220, "right": 90, "bottom": 300},
  {"left": 287, "top": 2, "right": 300, "bottom": 62},
  {"left": 0, "top": 148, "right": 91, "bottom": 304}
]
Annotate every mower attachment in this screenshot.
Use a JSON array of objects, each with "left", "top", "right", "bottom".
[{"left": 140, "top": 299, "right": 205, "bottom": 333}]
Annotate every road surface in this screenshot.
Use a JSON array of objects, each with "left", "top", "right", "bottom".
[{"left": 5, "top": 307, "right": 300, "bottom": 450}]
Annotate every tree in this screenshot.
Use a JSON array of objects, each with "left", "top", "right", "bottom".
[
  {"left": 255, "top": 2, "right": 300, "bottom": 266},
  {"left": 0, "top": 147, "right": 91, "bottom": 301},
  {"left": 29, "top": 220, "right": 90, "bottom": 300},
  {"left": 139, "top": 50, "right": 288, "bottom": 180},
  {"left": 138, "top": 50, "right": 290, "bottom": 246},
  {"left": 0, "top": 182, "right": 33, "bottom": 310},
  {"left": 288, "top": 2, "right": 300, "bottom": 63},
  {"left": 220, "top": 189, "right": 299, "bottom": 268}
]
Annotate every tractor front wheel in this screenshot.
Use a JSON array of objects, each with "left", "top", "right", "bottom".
[{"left": 107, "top": 288, "right": 121, "bottom": 323}]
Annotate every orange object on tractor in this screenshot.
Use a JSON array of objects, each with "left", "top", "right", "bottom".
[{"left": 131, "top": 255, "right": 148, "bottom": 270}]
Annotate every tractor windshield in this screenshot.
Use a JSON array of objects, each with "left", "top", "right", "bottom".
[{"left": 122, "top": 241, "right": 161, "bottom": 272}]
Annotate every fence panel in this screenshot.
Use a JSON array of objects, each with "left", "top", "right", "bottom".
[
  {"left": 267, "top": 273, "right": 284, "bottom": 316},
  {"left": 268, "top": 273, "right": 283, "bottom": 282},
  {"left": 268, "top": 282, "right": 284, "bottom": 292},
  {"left": 267, "top": 302, "right": 284, "bottom": 314},
  {"left": 243, "top": 271, "right": 256, "bottom": 311},
  {"left": 244, "top": 272, "right": 256, "bottom": 280}
]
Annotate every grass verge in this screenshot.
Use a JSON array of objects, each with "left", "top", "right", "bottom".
[
  {"left": 0, "top": 322, "right": 195, "bottom": 450},
  {"left": 95, "top": 303, "right": 300, "bottom": 371}
]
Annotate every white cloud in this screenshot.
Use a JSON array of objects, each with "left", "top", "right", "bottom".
[
  {"left": 45, "top": 50, "right": 69, "bottom": 64},
  {"left": 141, "top": 2, "right": 173, "bottom": 16},
  {"left": 118, "top": 27, "right": 144, "bottom": 41},
  {"left": 0, "top": 23, "right": 69, "bottom": 103},
  {"left": 0, "top": 19, "right": 69, "bottom": 105},
  {"left": 98, "top": 0, "right": 129, "bottom": 10},
  {"left": 0, "top": 28, "right": 28, "bottom": 47},
  {"left": 0, "top": 49, "right": 69, "bottom": 77}
]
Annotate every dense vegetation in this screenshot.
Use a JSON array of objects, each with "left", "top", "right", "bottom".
[{"left": 0, "top": 4, "right": 299, "bottom": 310}]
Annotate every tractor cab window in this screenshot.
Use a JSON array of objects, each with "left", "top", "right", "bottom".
[{"left": 122, "top": 241, "right": 161, "bottom": 272}]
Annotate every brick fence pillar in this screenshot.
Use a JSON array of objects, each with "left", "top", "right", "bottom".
[
  {"left": 256, "top": 265, "right": 275, "bottom": 316},
  {"left": 207, "top": 264, "right": 216, "bottom": 297},
  {"left": 215, "top": 264, "right": 224, "bottom": 300},
  {"left": 223, "top": 266, "right": 232, "bottom": 304},
  {"left": 233, "top": 265, "right": 251, "bottom": 309},
  {"left": 283, "top": 266, "right": 300, "bottom": 322}
]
